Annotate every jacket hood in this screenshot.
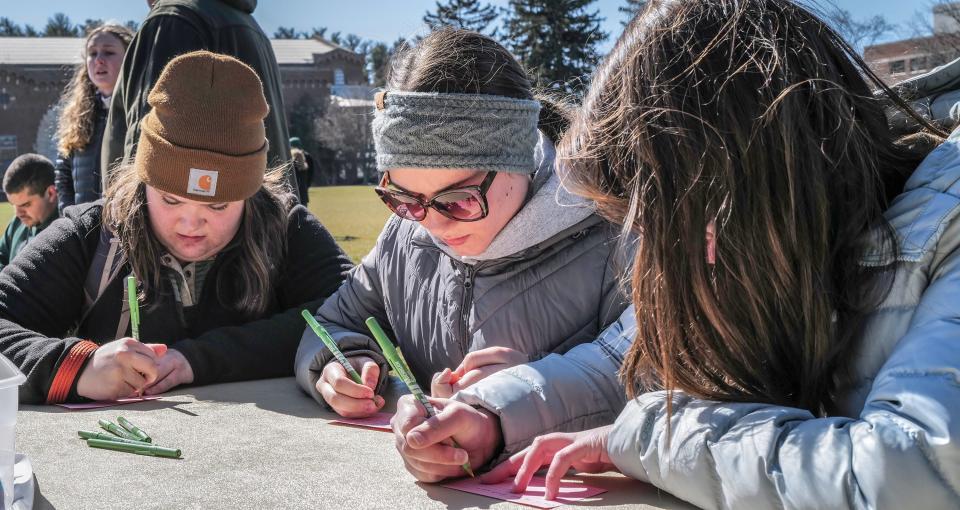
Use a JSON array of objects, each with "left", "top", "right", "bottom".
[
  {"left": 220, "top": 0, "right": 256, "bottom": 13},
  {"left": 422, "top": 132, "right": 597, "bottom": 264}
]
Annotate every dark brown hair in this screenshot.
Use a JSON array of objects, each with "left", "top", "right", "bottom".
[
  {"left": 388, "top": 28, "right": 572, "bottom": 143},
  {"left": 564, "top": 0, "right": 943, "bottom": 415},
  {"left": 102, "top": 164, "right": 294, "bottom": 318},
  {"left": 3, "top": 153, "right": 55, "bottom": 195}
]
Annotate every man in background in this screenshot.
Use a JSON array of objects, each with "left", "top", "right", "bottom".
[{"left": 1, "top": 154, "right": 59, "bottom": 270}]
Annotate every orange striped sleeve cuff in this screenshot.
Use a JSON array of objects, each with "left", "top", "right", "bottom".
[{"left": 46, "top": 340, "right": 99, "bottom": 404}]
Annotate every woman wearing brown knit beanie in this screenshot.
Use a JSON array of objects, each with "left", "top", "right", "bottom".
[{"left": 0, "top": 51, "right": 353, "bottom": 404}]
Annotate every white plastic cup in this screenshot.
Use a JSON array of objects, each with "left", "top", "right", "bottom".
[{"left": 0, "top": 355, "right": 25, "bottom": 510}]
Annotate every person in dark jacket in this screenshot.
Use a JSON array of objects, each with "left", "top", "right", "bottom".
[
  {"left": 100, "top": 0, "right": 295, "bottom": 193},
  {"left": 0, "top": 154, "right": 59, "bottom": 270},
  {"left": 1, "top": 51, "right": 351, "bottom": 405},
  {"left": 55, "top": 23, "right": 133, "bottom": 213},
  {"left": 289, "top": 137, "right": 313, "bottom": 205}
]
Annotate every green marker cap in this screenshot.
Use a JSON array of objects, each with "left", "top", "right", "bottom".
[
  {"left": 117, "top": 416, "right": 152, "bottom": 443},
  {"left": 98, "top": 418, "right": 139, "bottom": 441},
  {"left": 86, "top": 438, "right": 181, "bottom": 459}
]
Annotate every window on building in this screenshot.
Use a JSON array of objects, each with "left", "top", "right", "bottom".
[
  {"left": 909, "top": 57, "right": 928, "bottom": 73},
  {"left": 334, "top": 68, "right": 345, "bottom": 86},
  {"left": 889, "top": 60, "right": 906, "bottom": 75}
]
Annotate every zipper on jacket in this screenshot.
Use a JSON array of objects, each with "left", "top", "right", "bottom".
[{"left": 459, "top": 264, "right": 477, "bottom": 357}]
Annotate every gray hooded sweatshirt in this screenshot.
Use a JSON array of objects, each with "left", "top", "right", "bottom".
[{"left": 295, "top": 138, "right": 629, "bottom": 412}]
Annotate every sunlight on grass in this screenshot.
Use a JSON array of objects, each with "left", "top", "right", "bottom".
[{"left": 0, "top": 186, "right": 390, "bottom": 264}]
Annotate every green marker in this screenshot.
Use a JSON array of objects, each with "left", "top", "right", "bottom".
[
  {"left": 86, "top": 438, "right": 181, "bottom": 459},
  {"left": 117, "top": 416, "right": 152, "bottom": 443},
  {"left": 98, "top": 418, "right": 139, "bottom": 441},
  {"left": 78, "top": 430, "right": 150, "bottom": 445},
  {"left": 364, "top": 317, "right": 475, "bottom": 478},
  {"left": 127, "top": 275, "right": 140, "bottom": 340},
  {"left": 302, "top": 310, "right": 363, "bottom": 385}
]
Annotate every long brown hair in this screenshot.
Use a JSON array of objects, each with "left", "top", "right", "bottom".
[
  {"left": 388, "top": 28, "right": 572, "bottom": 143},
  {"left": 564, "top": 0, "right": 943, "bottom": 415},
  {"left": 57, "top": 23, "right": 133, "bottom": 156},
  {"left": 102, "top": 164, "right": 294, "bottom": 318}
]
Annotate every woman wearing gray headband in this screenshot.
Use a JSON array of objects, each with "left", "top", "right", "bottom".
[{"left": 296, "top": 29, "right": 629, "bottom": 479}]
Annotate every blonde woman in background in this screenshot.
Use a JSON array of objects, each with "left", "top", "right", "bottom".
[{"left": 55, "top": 23, "right": 133, "bottom": 212}]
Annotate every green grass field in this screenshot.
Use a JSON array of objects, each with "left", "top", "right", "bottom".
[{"left": 0, "top": 186, "right": 389, "bottom": 263}]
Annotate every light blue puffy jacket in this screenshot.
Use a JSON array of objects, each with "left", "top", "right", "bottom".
[
  {"left": 606, "top": 131, "right": 960, "bottom": 509},
  {"left": 462, "top": 130, "right": 960, "bottom": 509}
]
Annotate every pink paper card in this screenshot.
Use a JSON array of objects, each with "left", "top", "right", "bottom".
[
  {"left": 56, "top": 396, "right": 160, "bottom": 410},
  {"left": 442, "top": 476, "right": 607, "bottom": 509},
  {"left": 329, "top": 412, "right": 394, "bottom": 431}
]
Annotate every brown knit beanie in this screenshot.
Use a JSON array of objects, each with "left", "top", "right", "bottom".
[{"left": 134, "top": 50, "right": 269, "bottom": 202}]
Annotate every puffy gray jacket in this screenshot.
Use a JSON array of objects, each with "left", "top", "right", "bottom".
[{"left": 295, "top": 143, "right": 629, "bottom": 407}]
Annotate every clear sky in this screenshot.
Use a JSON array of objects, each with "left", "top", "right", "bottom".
[{"left": 0, "top": 0, "right": 934, "bottom": 50}]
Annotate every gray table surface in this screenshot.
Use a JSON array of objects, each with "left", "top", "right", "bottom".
[{"left": 17, "top": 377, "right": 696, "bottom": 510}]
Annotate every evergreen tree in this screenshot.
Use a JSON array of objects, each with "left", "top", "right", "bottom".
[
  {"left": 423, "top": 0, "right": 499, "bottom": 35},
  {"left": 618, "top": 0, "right": 647, "bottom": 25},
  {"left": 342, "top": 34, "right": 365, "bottom": 52},
  {"left": 0, "top": 18, "right": 24, "bottom": 37},
  {"left": 273, "top": 26, "right": 300, "bottom": 39},
  {"left": 80, "top": 18, "right": 104, "bottom": 35},
  {"left": 503, "top": 0, "right": 607, "bottom": 93},
  {"left": 44, "top": 13, "right": 79, "bottom": 37},
  {"left": 368, "top": 37, "right": 407, "bottom": 88},
  {"left": 368, "top": 42, "right": 391, "bottom": 87}
]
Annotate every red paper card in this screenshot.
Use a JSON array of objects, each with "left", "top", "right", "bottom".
[
  {"left": 442, "top": 476, "right": 607, "bottom": 509},
  {"left": 56, "top": 396, "right": 161, "bottom": 410}
]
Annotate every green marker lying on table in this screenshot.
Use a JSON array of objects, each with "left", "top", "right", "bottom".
[
  {"left": 99, "top": 418, "right": 139, "bottom": 441},
  {"left": 78, "top": 430, "right": 150, "bottom": 445},
  {"left": 86, "top": 439, "right": 181, "bottom": 459},
  {"left": 364, "top": 317, "right": 475, "bottom": 478},
  {"left": 84, "top": 419, "right": 180, "bottom": 459},
  {"left": 118, "top": 416, "right": 152, "bottom": 443}
]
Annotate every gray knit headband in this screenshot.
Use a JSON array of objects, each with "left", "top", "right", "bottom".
[{"left": 371, "top": 91, "right": 541, "bottom": 174}]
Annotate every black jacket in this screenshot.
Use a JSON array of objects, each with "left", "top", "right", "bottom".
[
  {"left": 55, "top": 99, "right": 107, "bottom": 212},
  {"left": 0, "top": 201, "right": 352, "bottom": 403},
  {"left": 100, "top": 0, "right": 294, "bottom": 191}
]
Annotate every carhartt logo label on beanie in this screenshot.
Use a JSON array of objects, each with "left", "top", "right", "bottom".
[
  {"left": 187, "top": 168, "right": 218, "bottom": 197},
  {"left": 134, "top": 50, "right": 269, "bottom": 203}
]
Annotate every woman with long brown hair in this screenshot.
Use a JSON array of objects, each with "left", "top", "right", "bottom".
[
  {"left": 480, "top": 0, "right": 960, "bottom": 507},
  {"left": 0, "top": 51, "right": 351, "bottom": 404},
  {"left": 55, "top": 23, "right": 133, "bottom": 212}
]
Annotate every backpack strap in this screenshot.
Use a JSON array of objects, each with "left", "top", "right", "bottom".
[{"left": 79, "top": 229, "right": 128, "bottom": 334}]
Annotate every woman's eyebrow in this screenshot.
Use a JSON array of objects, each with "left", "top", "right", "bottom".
[{"left": 393, "top": 173, "right": 483, "bottom": 195}]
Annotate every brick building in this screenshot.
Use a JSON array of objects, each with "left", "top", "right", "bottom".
[
  {"left": 0, "top": 36, "right": 366, "bottom": 189},
  {"left": 865, "top": 4, "right": 960, "bottom": 85}
]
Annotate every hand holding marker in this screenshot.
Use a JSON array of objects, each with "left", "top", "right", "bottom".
[
  {"left": 301, "top": 310, "right": 363, "bottom": 384},
  {"left": 364, "top": 317, "right": 475, "bottom": 478}
]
